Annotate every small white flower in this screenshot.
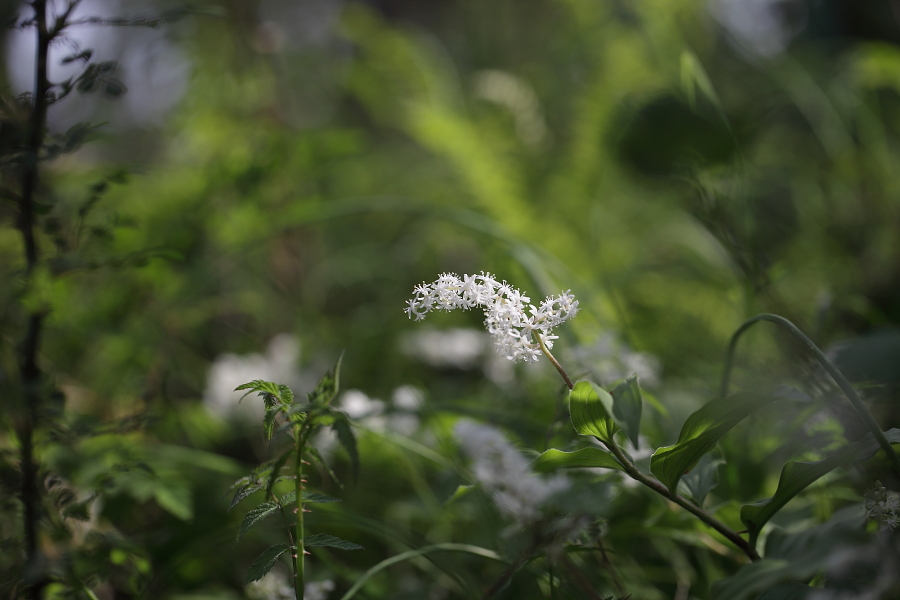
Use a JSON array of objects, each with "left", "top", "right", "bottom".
[
  {"left": 405, "top": 272, "right": 578, "bottom": 363},
  {"left": 864, "top": 481, "right": 900, "bottom": 531}
]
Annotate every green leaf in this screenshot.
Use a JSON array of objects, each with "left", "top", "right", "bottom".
[
  {"left": 103, "top": 78, "right": 127, "bottom": 98},
  {"left": 263, "top": 406, "right": 278, "bottom": 441},
  {"left": 229, "top": 484, "right": 262, "bottom": 511},
  {"left": 650, "top": 392, "right": 775, "bottom": 493},
  {"left": 611, "top": 375, "right": 643, "bottom": 449},
  {"left": 531, "top": 447, "right": 625, "bottom": 473},
  {"left": 445, "top": 484, "right": 476, "bottom": 505},
  {"left": 280, "top": 491, "right": 341, "bottom": 505},
  {"left": 569, "top": 380, "right": 617, "bottom": 443},
  {"left": 243, "top": 544, "right": 290, "bottom": 586},
  {"left": 332, "top": 416, "right": 359, "bottom": 479},
  {"left": 308, "top": 353, "right": 344, "bottom": 405},
  {"left": 305, "top": 533, "right": 363, "bottom": 550},
  {"left": 677, "top": 453, "right": 723, "bottom": 508},
  {"left": 741, "top": 428, "right": 900, "bottom": 546},
  {"left": 265, "top": 449, "right": 293, "bottom": 497},
  {"left": 235, "top": 502, "right": 279, "bottom": 545}
]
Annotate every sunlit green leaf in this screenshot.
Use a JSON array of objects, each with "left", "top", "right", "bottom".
[
  {"left": 531, "top": 447, "right": 625, "bottom": 473},
  {"left": 243, "top": 544, "right": 290, "bottom": 585},
  {"left": 650, "top": 392, "right": 775, "bottom": 493},
  {"left": 569, "top": 380, "right": 617, "bottom": 444}
]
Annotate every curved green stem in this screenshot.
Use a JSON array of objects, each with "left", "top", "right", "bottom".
[
  {"left": 720, "top": 313, "right": 900, "bottom": 479},
  {"left": 604, "top": 438, "right": 759, "bottom": 561},
  {"left": 338, "top": 544, "right": 504, "bottom": 600},
  {"left": 536, "top": 334, "right": 574, "bottom": 390}
]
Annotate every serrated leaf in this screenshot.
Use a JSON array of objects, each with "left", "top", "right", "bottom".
[
  {"left": 229, "top": 484, "right": 262, "bottom": 511},
  {"left": 741, "top": 428, "right": 900, "bottom": 546},
  {"left": 304, "top": 533, "right": 363, "bottom": 550},
  {"left": 531, "top": 447, "right": 625, "bottom": 473},
  {"left": 569, "top": 380, "right": 617, "bottom": 443},
  {"left": 243, "top": 544, "right": 290, "bottom": 586},
  {"left": 650, "top": 392, "right": 775, "bottom": 493},
  {"left": 611, "top": 375, "right": 643, "bottom": 449},
  {"left": 263, "top": 407, "right": 278, "bottom": 441},
  {"left": 307, "top": 354, "right": 343, "bottom": 405},
  {"left": 280, "top": 491, "right": 341, "bottom": 505},
  {"left": 235, "top": 502, "right": 279, "bottom": 545},
  {"left": 332, "top": 416, "right": 359, "bottom": 480}
]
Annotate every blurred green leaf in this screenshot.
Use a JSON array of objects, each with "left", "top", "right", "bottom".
[
  {"left": 445, "top": 484, "right": 476, "bottom": 505},
  {"left": 650, "top": 392, "right": 776, "bottom": 493},
  {"left": 332, "top": 416, "right": 359, "bottom": 480},
  {"left": 531, "top": 447, "right": 625, "bottom": 473}
]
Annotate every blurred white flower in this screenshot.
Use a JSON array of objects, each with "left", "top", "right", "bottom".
[
  {"left": 246, "top": 572, "right": 334, "bottom": 600},
  {"left": 405, "top": 272, "right": 578, "bottom": 363},
  {"left": 399, "top": 327, "right": 489, "bottom": 370},
  {"left": 454, "top": 420, "right": 569, "bottom": 525},
  {"left": 568, "top": 334, "right": 661, "bottom": 387},
  {"left": 709, "top": 0, "right": 806, "bottom": 58},
  {"left": 203, "top": 334, "right": 304, "bottom": 421},
  {"left": 340, "top": 389, "right": 386, "bottom": 419}
]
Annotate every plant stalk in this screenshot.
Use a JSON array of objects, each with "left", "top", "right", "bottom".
[
  {"left": 294, "top": 430, "right": 306, "bottom": 600},
  {"left": 604, "top": 438, "right": 759, "bottom": 561},
  {"left": 720, "top": 314, "right": 900, "bottom": 479},
  {"left": 536, "top": 334, "right": 574, "bottom": 390},
  {"left": 18, "top": 2, "right": 51, "bottom": 596}
]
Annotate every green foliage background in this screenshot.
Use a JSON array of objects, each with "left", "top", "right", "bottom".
[{"left": 3, "top": 0, "right": 900, "bottom": 598}]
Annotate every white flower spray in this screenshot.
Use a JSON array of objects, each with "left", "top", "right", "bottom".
[{"left": 405, "top": 272, "right": 578, "bottom": 386}]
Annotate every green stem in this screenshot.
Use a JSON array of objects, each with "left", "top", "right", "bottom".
[
  {"left": 604, "top": 438, "right": 759, "bottom": 561},
  {"left": 295, "top": 430, "right": 306, "bottom": 600},
  {"left": 720, "top": 313, "right": 900, "bottom": 479},
  {"left": 536, "top": 334, "right": 574, "bottom": 390}
]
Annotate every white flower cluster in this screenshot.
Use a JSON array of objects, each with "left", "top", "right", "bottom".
[
  {"left": 454, "top": 420, "right": 569, "bottom": 525},
  {"left": 864, "top": 481, "right": 900, "bottom": 531},
  {"left": 405, "top": 272, "right": 579, "bottom": 363}
]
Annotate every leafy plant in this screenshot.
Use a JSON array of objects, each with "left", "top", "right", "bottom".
[{"left": 230, "top": 356, "right": 363, "bottom": 597}]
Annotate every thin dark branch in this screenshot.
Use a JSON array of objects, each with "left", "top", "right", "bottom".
[{"left": 18, "top": 1, "right": 51, "bottom": 597}]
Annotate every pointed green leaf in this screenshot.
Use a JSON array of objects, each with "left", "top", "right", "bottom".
[
  {"left": 280, "top": 491, "right": 341, "bottom": 505},
  {"left": 332, "top": 417, "right": 359, "bottom": 479},
  {"left": 569, "top": 380, "right": 617, "bottom": 443},
  {"left": 229, "top": 483, "right": 262, "bottom": 511},
  {"left": 611, "top": 375, "right": 643, "bottom": 449},
  {"left": 650, "top": 392, "right": 775, "bottom": 493},
  {"left": 235, "top": 502, "right": 279, "bottom": 545},
  {"left": 308, "top": 353, "right": 343, "bottom": 405},
  {"left": 532, "top": 447, "right": 625, "bottom": 473},
  {"left": 741, "top": 428, "right": 900, "bottom": 546},
  {"left": 445, "top": 484, "right": 476, "bottom": 505},
  {"left": 243, "top": 544, "right": 290, "bottom": 585},
  {"left": 305, "top": 533, "right": 363, "bottom": 550}
]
